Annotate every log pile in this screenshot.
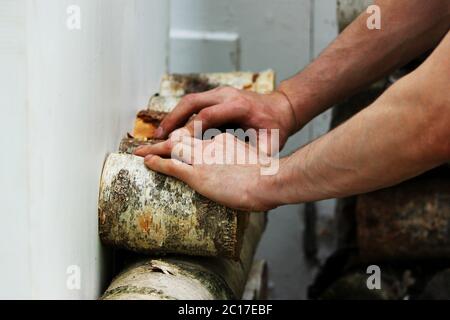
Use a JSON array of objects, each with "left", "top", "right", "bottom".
[
  {"left": 101, "top": 213, "right": 266, "bottom": 300},
  {"left": 99, "top": 70, "right": 275, "bottom": 300}
]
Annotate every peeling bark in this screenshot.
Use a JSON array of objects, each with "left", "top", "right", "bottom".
[
  {"left": 148, "top": 96, "right": 181, "bottom": 114},
  {"left": 133, "top": 110, "right": 167, "bottom": 140},
  {"left": 98, "top": 153, "right": 250, "bottom": 259},
  {"left": 101, "top": 213, "right": 266, "bottom": 300},
  {"left": 159, "top": 70, "right": 275, "bottom": 98}
]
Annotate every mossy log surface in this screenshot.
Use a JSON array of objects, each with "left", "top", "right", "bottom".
[
  {"left": 101, "top": 213, "right": 266, "bottom": 300},
  {"left": 99, "top": 153, "right": 249, "bottom": 259}
]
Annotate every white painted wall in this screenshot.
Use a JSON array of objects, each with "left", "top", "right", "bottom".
[
  {"left": 170, "top": 0, "right": 311, "bottom": 81},
  {"left": 0, "top": 0, "right": 169, "bottom": 299}
]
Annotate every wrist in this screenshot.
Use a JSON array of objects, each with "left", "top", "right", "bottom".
[
  {"left": 250, "top": 157, "right": 297, "bottom": 210},
  {"left": 277, "top": 79, "right": 317, "bottom": 131},
  {"left": 249, "top": 173, "right": 281, "bottom": 211},
  {"left": 271, "top": 90, "right": 298, "bottom": 137},
  {"left": 264, "top": 151, "right": 317, "bottom": 207}
]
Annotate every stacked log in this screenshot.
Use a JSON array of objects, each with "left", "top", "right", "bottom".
[
  {"left": 101, "top": 213, "right": 266, "bottom": 300},
  {"left": 99, "top": 153, "right": 249, "bottom": 260}
]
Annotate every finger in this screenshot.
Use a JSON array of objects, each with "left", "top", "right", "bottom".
[
  {"left": 175, "top": 137, "right": 206, "bottom": 165},
  {"left": 185, "top": 101, "right": 248, "bottom": 136},
  {"left": 134, "top": 140, "right": 173, "bottom": 158},
  {"left": 172, "top": 141, "right": 194, "bottom": 165},
  {"left": 144, "top": 155, "right": 194, "bottom": 183},
  {"left": 169, "top": 127, "right": 193, "bottom": 140},
  {"left": 157, "top": 90, "right": 225, "bottom": 138}
]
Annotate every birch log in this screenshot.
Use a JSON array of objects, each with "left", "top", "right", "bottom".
[
  {"left": 160, "top": 70, "right": 275, "bottom": 97},
  {"left": 148, "top": 96, "right": 181, "bottom": 114},
  {"left": 101, "top": 212, "right": 266, "bottom": 300},
  {"left": 98, "top": 153, "right": 249, "bottom": 259}
]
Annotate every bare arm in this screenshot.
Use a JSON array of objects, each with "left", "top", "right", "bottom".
[
  {"left": 259, "top": 31, "right": 450, "bottom": 208},
  {"left": 279, "top": 0, "right": 450, "bottom": 130},
  {"left": 156, "top": 0, "right": 449, "bottom": 148},
  {"left": 137, "top": 32, "right": 450, "bottom": 211}
]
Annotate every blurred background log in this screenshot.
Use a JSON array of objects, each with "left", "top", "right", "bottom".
[
  {"left": 337, "top": 0, "right": 372, "bottom": 32},
  {"left": 357, "top": 173, "right": 450, "bottom": 262}
]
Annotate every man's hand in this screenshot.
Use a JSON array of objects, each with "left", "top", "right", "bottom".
[
  {"left": 154, "top": 87, "right": 297, "bottom": 152},
  {"left": 135, "top": 133, "right": 279, "bottom": 212}
]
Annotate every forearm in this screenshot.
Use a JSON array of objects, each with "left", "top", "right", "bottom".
[
  {"left": 264, "top": 32, "right": 450, "bottom": 206},
  {"left": 278, "top": 0, "right": 450, "bottom": 130}
]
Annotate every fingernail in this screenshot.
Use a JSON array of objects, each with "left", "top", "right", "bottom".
[
  {"left": 144, "top": 155, "right": 154, "bottom": 162},
  {"left": 155, "top": 127, "right": 164, "bottom": 138}
]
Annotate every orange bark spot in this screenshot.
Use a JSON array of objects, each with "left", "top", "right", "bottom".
[
  {"left": 138, "top": 214, "right": 152, "bottom": 233},
  {"left": 133, "top": 118, "right": 158, "bottom": 140}
]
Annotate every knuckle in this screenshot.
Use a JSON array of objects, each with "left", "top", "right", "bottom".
[
  {"left": 181, "top": 93, "right": 197, "bottom": 104},
  {"left": 234, "top": 95, "right": 250, "bottom": 106},
  {"left": 198, "top": 108, "right": 212, "bottom": 120},
  {"left": 219, "top": 86, "right": 237, "bottom": 95},
  {"left": 164, "top": 140, "right": 173, "bottom": 152},
  {"left": 168, "top": 137, "right": 181, "bottom": 151},
  {"left": 196, "top": 111, "right": 212, "bottom": 128},
  {"left": 215, "top": 86, "right": 227, "bottom": 93},
  {"left": 145, "top": 156, "right": 157, "bottom": 166},
  {"left": 215, "top": 133, "right": 229, "bottom": 142}
]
